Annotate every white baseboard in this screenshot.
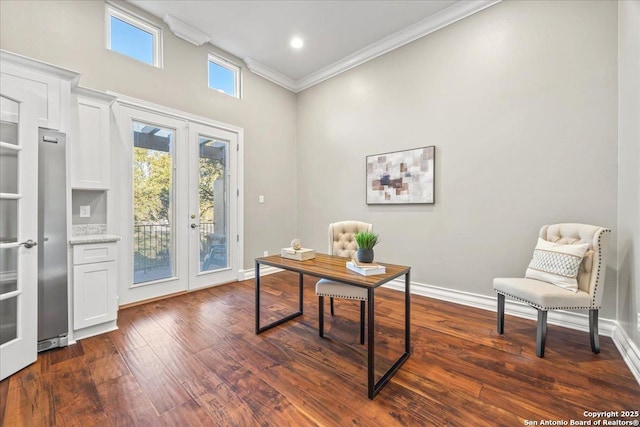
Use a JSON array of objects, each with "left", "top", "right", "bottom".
[
  {"left": 70, "top": 320, "right": 119, "bottom": 342},
  {"left": 611, "top": 325, "right": 640, "bottom": 385},
  {"left": 238, "top": 266, "right": 283, "bottom": 281},
  {"left": 383, "top": 278, "right": 619, "bottom": 336},
  {"left": 241, "top": 267, "right": 639, "bottom": 385}
]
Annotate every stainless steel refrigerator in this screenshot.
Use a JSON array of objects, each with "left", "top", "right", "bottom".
[{"left": 37, "top": 128, "right": 68, "bottom": 351}]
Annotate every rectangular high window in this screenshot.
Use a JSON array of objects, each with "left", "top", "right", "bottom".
[
  {"left": 106, "top": 5, "right": 162, "bottom": 67},
  {"left": 208, "top": 54, "right": 241, "bottom": 98}
]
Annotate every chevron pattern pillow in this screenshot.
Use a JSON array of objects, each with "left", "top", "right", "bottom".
[{"left": 525, "top": 238, "right": 589, "bottom": 292}]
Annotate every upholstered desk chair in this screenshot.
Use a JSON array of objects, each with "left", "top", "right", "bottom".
[
  {"left": 315, "top": 221, "right": 372, "bottom": 344},
  {"left": 493, "top": 223, "right": 611, "bottom": 357}
]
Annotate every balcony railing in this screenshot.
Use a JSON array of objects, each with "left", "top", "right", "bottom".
[{"left": 133, "top": 222, "right": 216, "bottom": 283}]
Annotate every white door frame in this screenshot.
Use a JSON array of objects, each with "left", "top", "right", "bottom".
[
  {"left": 0, "top": 79, "right": 39, "bottom": 380},
  {"left": 188, "top": 122, "right": 239, "bottom": 290},
  {"left": 112, "top": 94, "right": 244, "bottom": 306}
]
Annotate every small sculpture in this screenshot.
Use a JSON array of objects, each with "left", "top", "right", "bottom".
[{"left": 291, "top": 238, "right": 302, "bottom": 250}]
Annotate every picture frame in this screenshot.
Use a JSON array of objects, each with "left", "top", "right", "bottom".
[{"left": 366, "top": 146, "right": 435, "bottom": 205}]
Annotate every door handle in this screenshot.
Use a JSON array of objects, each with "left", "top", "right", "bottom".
[
  {"left": 19, "top": 239, "right": 38, "bottom": 249},
  {"left": 190, "top": 223, "right": 198, "bottom": 229}
]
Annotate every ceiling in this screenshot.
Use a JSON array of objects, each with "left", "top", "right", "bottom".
[{"left": 128, "top": 0, "right": 498, "bottom": 92}]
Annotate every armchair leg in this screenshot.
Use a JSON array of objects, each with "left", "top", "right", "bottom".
[
  {"left": 318, "top": 296, "right": 324, "bottom": 338},
  {"left": 589, "top": 309, "right": 600, "bottom": 354},
  {"left": 536, "top": 309, "right": 547, "bottom": 358},
  {"left": 330, "top": 297, "right": 335, "bottom": 316},
  {"left": 497, "top": 293, "right": 505, "bottom": 334},
  {"left": 360, "top": 300, "right": 365, "bottom": 345}
]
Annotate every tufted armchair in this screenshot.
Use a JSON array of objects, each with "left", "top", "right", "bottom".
[
  {"left": 315, "top": 221, "right": 373, "bottom": 344},
  {"left": 493, "top": 223, "right": 611, "bottom": 357}
]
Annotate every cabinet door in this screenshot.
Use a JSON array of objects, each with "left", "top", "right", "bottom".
[
  {"left": 71, "top": 92, "right": 113, "bottom": 189},
  {"left": 73, "top": 261, "right": 117, "bottom": 330}
]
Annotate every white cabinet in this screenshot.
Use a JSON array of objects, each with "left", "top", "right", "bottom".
[
  {"left": 73, "top": 242, "right": 118, "bottom": 330},
  {"left": 0, "top": 50, "right": 78, "bottom": 131},
  {"left": 71, "top": 87, "right": 115, "bottom": 189}
]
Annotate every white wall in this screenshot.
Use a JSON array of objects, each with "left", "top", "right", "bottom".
[
  {"left": 0, "top": 0, "right": 298, "bottom": 269},
  {"left": 618, "top": 0, "right": 640, "bottom": 347},
  {"left": 296, "top": 0, "right": 619, "bottom": 317}
]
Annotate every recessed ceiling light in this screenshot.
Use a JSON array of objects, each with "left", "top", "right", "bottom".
[{"left": 290, "top": 37, "right": 304, "bottom": 49}]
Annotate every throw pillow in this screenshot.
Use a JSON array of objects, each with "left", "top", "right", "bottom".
[{"left": 525, "top": 238, "right": 589, "bottom": 292}]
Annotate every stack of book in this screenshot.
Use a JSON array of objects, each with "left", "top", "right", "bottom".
[
  {"left": 346, "top": 258, "right": 386, "bottom": 276},
  {"left": 280, "top": 247, "right": 316, "bottom": 261}
]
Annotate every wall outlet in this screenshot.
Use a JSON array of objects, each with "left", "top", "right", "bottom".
[
  {"left": 80, "top": 205, "right": 91, "bottom": 218},
  {"left": 264, "top": 250, "right": 269, "bottom": 256},
  {"left": 259, "top": 195, "right": 265, "bottom": 203}
]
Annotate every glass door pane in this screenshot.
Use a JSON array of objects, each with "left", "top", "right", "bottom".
[
  {"left": 132, "top": 122, "right": 175, "bottom": 284},
  {"left": 0, "top": 97, "right": 21, "bottom": 346},
  {"left": 198, "top": 136, "right": 228, "bottom": 272}
]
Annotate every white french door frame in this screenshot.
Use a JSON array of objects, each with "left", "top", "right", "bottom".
[
  {"left": 188, "top": 122, "right": 239, "bottom": 290},
  {"left": 117, "top": 106, "right": 189, "bottom": 302},
  {"left": 112, "top": 94, "right": 244, "bottom": 306},
  {"left": 0, "top": 79, "right": 39, "bottom": 380}
]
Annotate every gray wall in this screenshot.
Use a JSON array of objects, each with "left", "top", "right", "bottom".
[
  {"left": 618, "top": 0, "right": 640, "bottom": 347},
  {"left": 0, "top": 0, "right": 297, "bottom": 269},
  {"left": 296, "top": 1, "right": 619, "bottom": 317},
  {"left": 71, "top": 190, "right": 107, "bottom": 225}
]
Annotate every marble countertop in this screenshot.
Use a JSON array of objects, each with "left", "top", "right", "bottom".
[
  {"left": 69, "top": 224, "right": 120, "bottom": 245},
  {"left": 69, "top": 234, "right": 121, "bottom": 245}
]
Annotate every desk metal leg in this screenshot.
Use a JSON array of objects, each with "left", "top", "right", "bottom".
[
  {"left": 367, "top": 288, "right": 375, "bottom": 399},
  {"left": 405, "top": 270, "right": 411, "bottom": 353},
  {"left": 255, "top": 261, "right": 304, "bottom": 334},
  {"left": 368, "top": 271, "right": 411, "bottom": 399}
]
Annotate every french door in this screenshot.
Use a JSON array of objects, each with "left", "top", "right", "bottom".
[
  {"left": 118, "top": 104, "right": 238, "bottom": 304},
  {"left": 0, "top": 78, "right": 39, "bottom": 380}
]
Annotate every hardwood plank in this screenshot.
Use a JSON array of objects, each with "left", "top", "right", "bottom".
[
  {"left": 0, "top": 376, "right": 8, "bottom": 426},
  {"left": 1, "top": 375, "right": 55, "bottom": 427},
  {"left": 120, "top": 345, "right": 192, "bottom": 415},
  {"left": 159, "top": 399, "right": 212, "bottom": 427},
  {"left": 87, "top": 353, "right": 130, "bottom": 386},
  {"left": 182, "top": 371, "right": 266, "bottom": 426},
  {"left": 96, "top": 374, "right": 161, "bottom": 426},
  {"left": 49, "top": 359, "right": 102, "bottom": 417}
]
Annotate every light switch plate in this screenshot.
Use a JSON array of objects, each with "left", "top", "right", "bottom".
[
  {"left": 80, "top": 205, "right": 91, "bottom": 218},
  {"left": 259, "top": 195, "right": 265, "bottom": 203}
]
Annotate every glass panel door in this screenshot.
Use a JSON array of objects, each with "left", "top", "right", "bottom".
[
  {"left": 188, "top": 122, "right": 237, "bottom": 290},
  {"left": 197, "top": 136, "right": 228, "bottom": 272},
  {"left": 132, "top": 121, "right": 175, "bottom": 284},
  {"left": 118, "top": 105, "right": 188, "bottom": 306},
  {"left": 0, "top": 82, "right": 39, "bottom": 380}
]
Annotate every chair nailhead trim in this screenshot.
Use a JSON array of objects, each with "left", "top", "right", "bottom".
[
  {"left": 316, "top": 292, "right": 367, "bottom": 301},
  {"left": 591, "top": 228, "right": 610, "bottom": 306},
  {"left": 495, "top": 290, "right": 599, "bottom": 311}
]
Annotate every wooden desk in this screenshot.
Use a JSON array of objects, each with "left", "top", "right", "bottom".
[{"left": 254, "top": 253, "right": 411, "bottom": 399}]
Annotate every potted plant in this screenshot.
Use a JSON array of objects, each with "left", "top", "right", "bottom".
[{"left": 354, "top": 231, "right": 379, "bottom": 263}]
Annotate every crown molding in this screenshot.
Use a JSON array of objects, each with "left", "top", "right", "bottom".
[
  {"left": 243, "top": 57, "right": 298, "bottom": 92},
  {"left": 0, "top": 49, "right": 80, "bottom": 86},
  {"left": 245, "top": 0, "right": 500, "bottom": 93},
  {"left": 73, "top": 86, "right": 117, "bottom": 105},
  {"left": 164, "top": 14, "right": 211, "bottom": 46}
]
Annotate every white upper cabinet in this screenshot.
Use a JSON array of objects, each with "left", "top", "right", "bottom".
[
  {"left": 0, "top": 50, "right": 78, "bottom": 131},
  {"left": 71, "top": 87, "right": 115, "bottom": 189}
]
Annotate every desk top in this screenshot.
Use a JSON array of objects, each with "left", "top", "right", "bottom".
[{"left": 256, "top": 253, "right": 410, "bottom": 288}]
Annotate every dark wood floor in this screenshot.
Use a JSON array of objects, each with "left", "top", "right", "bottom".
[{"left": 1, "top": 271, "right": 639, "bottom": 426}]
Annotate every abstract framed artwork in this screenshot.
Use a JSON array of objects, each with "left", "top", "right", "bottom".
[{"left": 366, "top": 146, "right": 435, "bottom": 205}]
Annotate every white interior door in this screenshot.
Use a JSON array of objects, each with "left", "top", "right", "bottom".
[
  {"left": 188, "top": 123, "right": 238, "bottom": 289},
  {"left": 0, "top": 78, "right": 39, "bottom": 380}
]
